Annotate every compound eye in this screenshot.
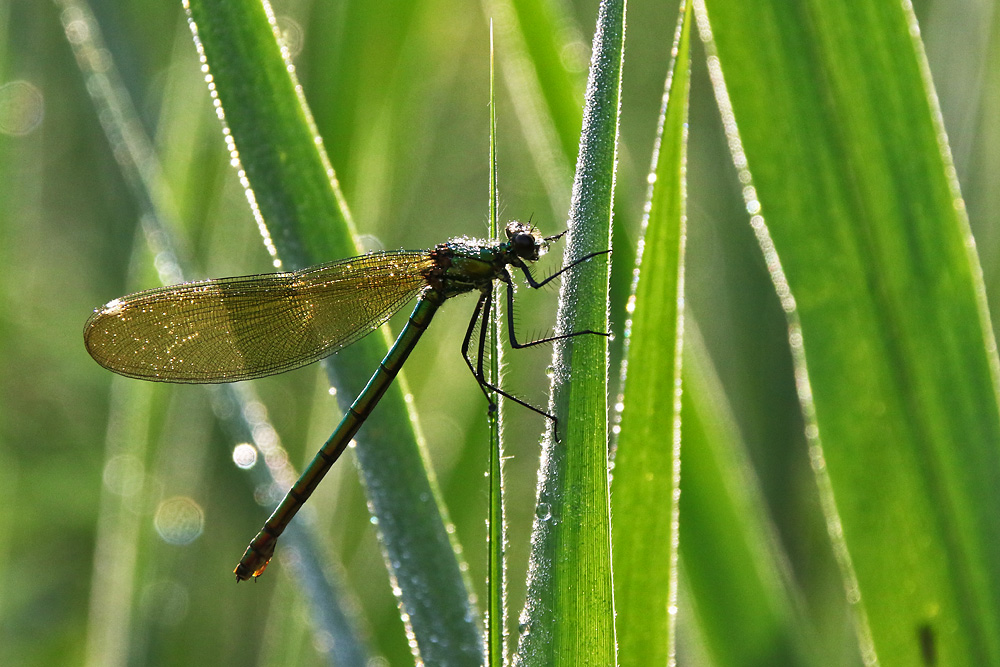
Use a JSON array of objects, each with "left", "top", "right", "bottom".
[{"left": 512, "top": 232, "right": 536, "bottom": 257}]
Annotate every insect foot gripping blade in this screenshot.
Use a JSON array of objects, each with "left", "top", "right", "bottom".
[{"left": 234, "top": 530, "right": 277, "bottom": 582}]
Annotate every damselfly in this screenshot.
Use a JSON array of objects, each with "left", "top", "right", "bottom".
[{"left": 84, "top": 221, "right": 607, "bottom": 580}]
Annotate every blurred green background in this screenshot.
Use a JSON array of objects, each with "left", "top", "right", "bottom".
[{"left": 0, "top": 0, "right": 995, "bottom": 664}]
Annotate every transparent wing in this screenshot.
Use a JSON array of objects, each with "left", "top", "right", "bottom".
[{"left": 84, "top": 251, "right": 434, "bottom": 382}]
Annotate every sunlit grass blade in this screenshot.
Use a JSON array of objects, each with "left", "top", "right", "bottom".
[
  {"left": 182, "top": 0, "right": 483, "bottom": 662},
  {"left": 486, "top": 23, "right": 508, "bottom": 667},
  {"left": 698, "top": 0, "right": 1000, "bottom": 663},
  {"left": 514, "top": 0, "right": 622, "bottom": 663},
  {"left": 610, "top": 3, "right": 690, "bottom": 665}
]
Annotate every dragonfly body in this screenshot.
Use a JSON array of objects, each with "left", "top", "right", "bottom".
[{"left": 84, "top": 221, "right": 607, "bottom": 580}]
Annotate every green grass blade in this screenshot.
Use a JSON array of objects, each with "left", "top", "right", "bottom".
[
  {"left": 57, "top": 3, "right": 369, "bottom": 661},
  {"left": 183, "top": 0, "right": 354, "bottom": 267},
  {"left": 487, "top": 22, "right": 509, "bottom": 667},
  {"left": 698, "top": 0, "right": 1000, "bottom": 663},
  {"left": 610, "top": 3, "right": 690, "bottom": 666},
  {"left": 485, "top": 0, "right": 584, "bottom": 218},
  {"left": 84, "top": 373, "right": 154, "bottom": 667},
  {"left": 183, "top": 0, "right": 483, "bottom": 663},
  {"left": 679, "top": 323, "right": 820, "bottom": 666},
  {"left": 514, "top": 0, "right": 623, "bottom": 663},
  {"left": 13, "top": 0, "right": 1000, "bottom": 663},
  {"left": 504, "top": 0, "right": 585, "bottom": 161}
]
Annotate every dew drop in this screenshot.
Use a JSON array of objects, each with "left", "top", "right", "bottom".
[
  {"left": 0, "top": 80, "right": 44, "bottom": 136},
  {"left": 154, "top": 496, "right": 204, "bottom": 545},
  {"left": 232, "top": 443, "right": 257, "bottom": 469}
]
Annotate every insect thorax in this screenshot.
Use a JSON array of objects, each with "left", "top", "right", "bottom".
[{"left": 425, "top": 241, "right": 509, "bottom": 300}]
